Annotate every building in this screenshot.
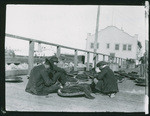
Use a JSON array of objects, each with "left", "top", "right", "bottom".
[
  {"left": 59, "top": 54, "right": 85, "bottom": 64},
  {"left": 85, "top": 26, "right": 139, "bottom": 63}
]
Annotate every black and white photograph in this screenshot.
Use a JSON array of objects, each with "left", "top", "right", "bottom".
[{"left": 2, "top": 1, "right": 149, "bottom": 113}]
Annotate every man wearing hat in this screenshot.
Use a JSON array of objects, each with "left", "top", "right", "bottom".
[
  {"left": 92, "top": 61, "right": 119, "bottom": 98},
  {"left": 25, "top": 56, "right": 67, "bottom": 95},
  {"left": 47, "top": 56, "right": 67, "bottom": 85}
]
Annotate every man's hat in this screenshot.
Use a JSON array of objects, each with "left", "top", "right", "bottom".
[
  {"left": 45, "top": 56, "right": 58, "bottom": 65},
  {"left": 96, "top": 61, "right": 108, "bottom": 67},
  {"left": 49, "top": 56, "right": 59, "bottom": 63}
]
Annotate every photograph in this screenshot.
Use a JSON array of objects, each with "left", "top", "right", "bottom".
[{"left": 3, "top": 2, "right": 149, "bottom": 113}]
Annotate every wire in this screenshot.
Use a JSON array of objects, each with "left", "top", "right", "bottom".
[{"left": 115, "top": 9, "right": 144, "bottom": 30}]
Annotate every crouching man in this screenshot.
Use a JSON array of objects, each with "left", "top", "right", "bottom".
[
  {"left": 91, "top": 61, "right": 119, "bottom": 98},
  {"left": 25, "top": 56, "right": 67, "bottom": 95}
]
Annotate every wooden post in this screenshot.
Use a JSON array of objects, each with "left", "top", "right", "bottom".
[
  {"left": 116, "top": 57, "right": 118, "bottom": 64},
  {"left": 74, "top": 50, "right": 78, "bottom": 71},
  {"left": 38, "top": 42, "right": 42, "bottom": 52},
  {"left": 86, "top": 52, "right": 90, "bottom": 71},
  {"left": 124, "top": 59, "right": 126, "bottom": 68},
  {"left": 108, "top": 56, "right": 110, "bottom": 62},
  {"left": 124, "top": 59, "right": 126, "bottom": 66},
  {"left": 96, "top": 54, "right": 99, "bottom": 62},
  {"left": 119, "top": 58, "right": 120, "bottom": 66},
  {"left": 120, "top": 58, "right": 123, "bottom": 67},
  {"left": 56, "top": 46, "right": 61, "bottom": 58},
  {"left": 103, "top": 55, "right": 105, "bottom": 61},
  {"left": 28, "top": 41, "right": 34, "bottom": 75}
]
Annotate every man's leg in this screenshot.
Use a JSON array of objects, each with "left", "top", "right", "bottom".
[
  {"left": 43, "top": 83, "right": 61, "bottom": 94},
  {"left": 90, "top": 82, "right": 99, "bottom": 93},
  {"left": 76, "top": 84, "right": 95, "bottom": 99},
  {"left": 52, "top": 72, "right": 67, "bottom": 86},
  {"left": 95, "top": 80, "right": 104, "bottom": 92}
]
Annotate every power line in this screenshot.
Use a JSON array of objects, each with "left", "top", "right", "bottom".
[{"left": 115, "top": 9, "right": 143, "bottom": 30}]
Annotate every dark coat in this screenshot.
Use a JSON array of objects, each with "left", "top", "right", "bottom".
[
  {"left": 95, "top": 66, "right": 119, "bottom": 94},
  {"left": 47, "top": 62, "right": 67, "bottom": 85},
  {"left": 25, "top": 64, "right": 59, "bottom": 95}
]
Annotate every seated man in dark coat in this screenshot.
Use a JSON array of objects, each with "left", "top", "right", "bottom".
[
  {"left": 25, "top": 56, "right": 67, "bottom": 95},
  {"left": 47, "top": 56, "right": 67, "bottom": 85},
  {"left": 92, "top": 61, "right": 119, "bottom": 98}
]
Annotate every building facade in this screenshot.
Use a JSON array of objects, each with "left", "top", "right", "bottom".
[{"left": 85, "top": 26, "right": 139, "bottom": 63}]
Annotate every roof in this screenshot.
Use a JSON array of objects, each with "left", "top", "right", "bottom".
[{"left": 89, "top": 26, "right": 137, "bottom": 40}]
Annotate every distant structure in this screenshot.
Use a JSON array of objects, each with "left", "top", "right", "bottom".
[
  {"left": 59, "top": 54, "right": 85, "bottom": 64},
  {"left": 85, "top": 26, "right": 140, "bottom": 63}
]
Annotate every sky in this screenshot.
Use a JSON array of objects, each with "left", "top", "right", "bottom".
[{"left": 5, "top": 5, "right": 147, "bottom": 56}]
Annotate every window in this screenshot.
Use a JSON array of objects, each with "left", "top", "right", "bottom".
[
  {"left": 97, "top": 43, "right": 99, "bottom": 49},
  {"left": 91, "top": 43, "right": 94, "bottom": 48},
  {"left": 128, "top": 44, "right": 132, "bottom": 51},
  {"left": 90, "top": 43, "right": 99, "bottom": 49},
  {"left": 115, "top": 44, "right": 119, "bottom": 50},
  {"left": 106, "top": 43, "right": 110, "bottom": 49},
  {"left": 123, "top": 44, "right": 127, "bottom": 50}
]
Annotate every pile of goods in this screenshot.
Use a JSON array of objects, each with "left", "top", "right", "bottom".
[
  {"left": 5, "top": 76, "right": 23, "bottom": 83},
  {"left": 127, "top": 71, "right": 139, "bottom": 80},
  {"left": 83, "top": 69, "right": 96, "bottom": 79},
  {"left": 58, "top": 69, "right": 96, "bottom": 99},
  {"left": 114, "top": 70, "right": 146, "bottom": 86},
  {"left": 58, "top": 85, "right": 85, "bottom": 97},
  {"left": 75, "top": 74, "right": 89, "bottom": 82},
  {"left": 66, "top": 69, "right": 96, "bottom": 82},
  {"left": 114, "top": 70, "right": 126, "bottom": 83},
  {"left": 65, "top": 75, "right": 79, "bottom": 85},
  {"left": 57, "top": 83, "right": 94, "bottom": 99},
  {"left": 134, "top": 78, "right": 146, "bottom": 86},
  {"left": 5, "top": 63, "right": 28, "bottom": 70},
  {"left": 67, "top": 71, "right": 79, "bottom": 76}
]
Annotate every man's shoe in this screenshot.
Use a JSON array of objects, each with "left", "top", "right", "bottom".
[
  {"left": 109, "top": 93, "right": 116, "bottom": 98},
  {"left": 85, "top": 94, "right": 95, "bottom": 99}
]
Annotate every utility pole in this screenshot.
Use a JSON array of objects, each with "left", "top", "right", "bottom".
[{"left": 94, "top": 5, "right": 100, "bottom": 67}]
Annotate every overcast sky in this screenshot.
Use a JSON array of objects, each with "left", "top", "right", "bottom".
[{"left": 5, "top": 5, "right": 147, "bottom": 55}]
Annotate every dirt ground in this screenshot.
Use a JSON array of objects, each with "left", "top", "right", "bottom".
[{"left": 5, "top": 72, "right": 146, "bottom": 113}]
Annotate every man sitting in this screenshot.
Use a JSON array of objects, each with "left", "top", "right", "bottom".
[
  {"left": 91, "top": 61, "right": 119, "bottom": 98},
  {"left": 25, "top": 56, "right": 67, "bottom": 95}
]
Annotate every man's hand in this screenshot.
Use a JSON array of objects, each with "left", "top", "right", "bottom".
[
  {"left": 93, "top": 78, "right": 99, "bottom": 84},
  {"left": 95, "top": 67, "right": 101, "bottom": 73}
]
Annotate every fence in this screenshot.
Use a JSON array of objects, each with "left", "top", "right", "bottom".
[{"left": 5, "top": 33, "right": 127, "bottom": 74}]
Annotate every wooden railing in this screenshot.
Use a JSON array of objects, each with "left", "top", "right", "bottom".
[{"left": 5, "top": 33, "right": 127, "bottom": 74}]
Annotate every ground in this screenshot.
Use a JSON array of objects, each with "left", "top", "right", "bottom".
[{"left": 5, "top": 72, "right": 146, "bottom": 113}]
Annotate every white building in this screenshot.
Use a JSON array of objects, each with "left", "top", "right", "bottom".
[{"left": 85, "top": 26, "right": 140, "bottom": 63}]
